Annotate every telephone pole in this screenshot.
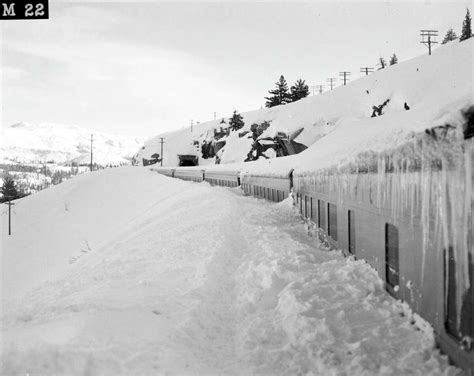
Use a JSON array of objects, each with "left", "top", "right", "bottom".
[
  {"left": 316, "top": 85, "right": 324, "bottom": 94},
  {"left": 5, "top": 200, "right": 15, "bottom": 235},
  {"left": 90, "top": 134, "right": 93, "bottom": 172},
  {"left": 420, "top": 30, "right": 438, "bottom": 55},
  {"left": 191, "top": 120, "right": 193, "bottom": 132},
  {"left": 339, "top": 71, "right": 351, "bottom": 86},
  {"left": 159, "top": 137, "right": 165, "bottom": 167},
  {"left": 360, "top": 67, "right": 374, "bottom": 76},
  {"left": 213, "top": 112, "right": 217, "bottom": 120},
  {"left": 327, "top": 78, "right": 336, "bottom": 90},
  {"left": 310, "top": 85, "right": 317, "bottom": 96}
]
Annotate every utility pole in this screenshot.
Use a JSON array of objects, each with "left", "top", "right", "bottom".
[
  {"left": 327, "top": 78, "right": 336, "bottom": 90},
  {"left": 5, "top": 200, "right": 15, "bottom": 235},
  {"left": 90, "top": 134, "right": 93, "bottom": 172},
  {"left": 213, "top": 112, "right": 217, "bottom": 120},
  {"left": 420, "top": 30, "right": 438, "bottom": 55},
  {"left": 339, "top": 71, "right": 351, "bottom": 86},
  {"left": 310, "top": 85, "right": 317, "bottom": 96},
  {"left": 159, "top": 137, "right": 165, "bottom": 167},
  {"left": 360, "top": 67, "right": 374, "bottom": 76},
  {"left": 316, "top": 85, "right": 324, "bottom": 94},
  {"left": 191, "top": 120, "right": 193, "bottom": 132}
]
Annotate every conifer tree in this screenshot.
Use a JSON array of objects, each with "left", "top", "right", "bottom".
[
  {"left": 442, "top": 28, "right": 458, "bottom": 44},
  {"left": 1, "top": 175, "right": 21, "bottom": 203},
  {"left": 389, "top": 54, "right": 398, "bottom": 65},
  {"left": 229, "top": 110, "right": 245, "bottom": 131},
  {"left": 265, "top": 75, "right": 291, "bottom": 108},
  {"left": 460, "top": 8, "right": 472, "bottom": 41},
  {"left": 290, "top": 79, "right": 310, "bottom": 102}
]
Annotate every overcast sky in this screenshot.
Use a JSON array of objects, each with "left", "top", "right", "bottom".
[{"left": 1, "top": 1, "right": 471, "bottom": 138}]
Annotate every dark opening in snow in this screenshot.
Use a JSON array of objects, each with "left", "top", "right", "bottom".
[{"left": 178, "top": 155, "right": 198, "bottom": 166}]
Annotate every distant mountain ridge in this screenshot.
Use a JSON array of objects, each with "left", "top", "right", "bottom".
[{"left": 1, "top": 122, "right": 144, "bottom": 165}]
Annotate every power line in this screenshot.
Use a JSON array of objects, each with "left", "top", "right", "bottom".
[
  {"left": 420, "top": 29, "right": 438, "bottom": 55},
  {"left": 360, "top": 67, "right": 374, "bottom": 76},
  {"left": 339, "top": 71, "right": 351, "bottom": 86},
  {"left": 327, "top": 78, "right": 336, "bottom": 90}
]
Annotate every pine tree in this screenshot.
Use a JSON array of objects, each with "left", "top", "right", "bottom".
[
  {"left": 229, "top": 110, "right": 245, "bottom": 131},
  {"left": 460, "top": 8, "right": 472, "bottom": 41},
  {"left": 290, "top": 79, "right": 310, "bottom": 102},
  {"left": 265, "top": 75, "right": 291, "bottom": 108},
  {"left": 389, "top": 54, "right": 398, "bottom": 65},
  {"left": 1, "top": 175, "right": 21, "bottom": 203},
  {"left": 377, "top": 57, "right": 386, "bottom": 70},
  {"left": 442, "top": 28, "right": 458, "bottom": 44}
]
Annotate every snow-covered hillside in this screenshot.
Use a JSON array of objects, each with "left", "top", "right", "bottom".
[
  {"left": 138, "top": 39, "right": 473, "bottom": 168},
  {"left": 1, "top": 122, "right": 144, "bottom": 166},
  {"left": 0, "top": 167, "right": 457, "bottom": 375}
]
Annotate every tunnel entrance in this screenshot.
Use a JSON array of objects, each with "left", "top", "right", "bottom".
[{"left": 178, "top": 155, "right": 198, "bottom": 166}]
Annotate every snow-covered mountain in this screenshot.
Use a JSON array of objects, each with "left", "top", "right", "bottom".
[
  {"left": 138, "top": 39, "right": 473, "bottom": 168},
  {"left": 1, "top": 122, "right": 144, "bottom": 166}
]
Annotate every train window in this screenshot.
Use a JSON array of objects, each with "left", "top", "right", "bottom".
[
  {"left": 327, "top": 203, "right": 338, "bottom": 241},
  {"left": 318, "top": 200, "right": 326, "bottom": 230},
  {"left": 311, "top": 197, "right": 317, "bottom": 223},
  {"left": 304, "top": 196, "right": 308, "bottom": 218},
  {"left": 348, "top": 210, "right": 355, "bottom": 254},
  {"left": 385, "top": 223, "right": 399, "bottom": 289},
  {"left": 444, "top": 247, "right": 473, "bottom": 341}
]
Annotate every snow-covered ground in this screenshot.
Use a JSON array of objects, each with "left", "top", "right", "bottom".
[{"left": 1, "top": 167, "right": 458, "bottom": 375}]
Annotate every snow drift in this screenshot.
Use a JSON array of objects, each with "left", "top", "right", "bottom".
[{"left": 0, "top": 167, "right": 458, "bottom": 375}]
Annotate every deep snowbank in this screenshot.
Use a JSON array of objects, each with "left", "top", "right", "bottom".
[
  {"left": 1, "top": 168, "right": 458, "bottom": 375},
  {"left": 138, "top": 39, "right": 473, "bottom": 171}
]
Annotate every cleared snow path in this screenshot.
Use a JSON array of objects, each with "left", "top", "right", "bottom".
[{"left": 1, "top": 167, "right": 457, "bottom": 375}]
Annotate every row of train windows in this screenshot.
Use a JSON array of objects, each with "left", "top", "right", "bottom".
[
  {"left": 297, "top": 195, "right": 354, "bottom": 252},
  {"left": 297, "top": 194, "right": 398, "bottom": 291},
  {"left": 297, "top": 194, "right": 472, "bottom": 343},
  {"left": 296, "top": 194, "right": 398, "bottom": 291},
  {"left": 251, "top": 186, "right": 285, "bottom": 202},
  {"left": 207, "top": 179, "right": 237, "bottom": 187}
]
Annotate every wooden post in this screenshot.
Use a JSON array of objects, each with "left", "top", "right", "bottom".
[{"left": 5, "top": 200, "right": 15, "bottom": 235}]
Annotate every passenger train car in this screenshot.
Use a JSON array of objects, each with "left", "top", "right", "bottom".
[{"left": 150, "top": 125, "right": 473, "bottom": 372}]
